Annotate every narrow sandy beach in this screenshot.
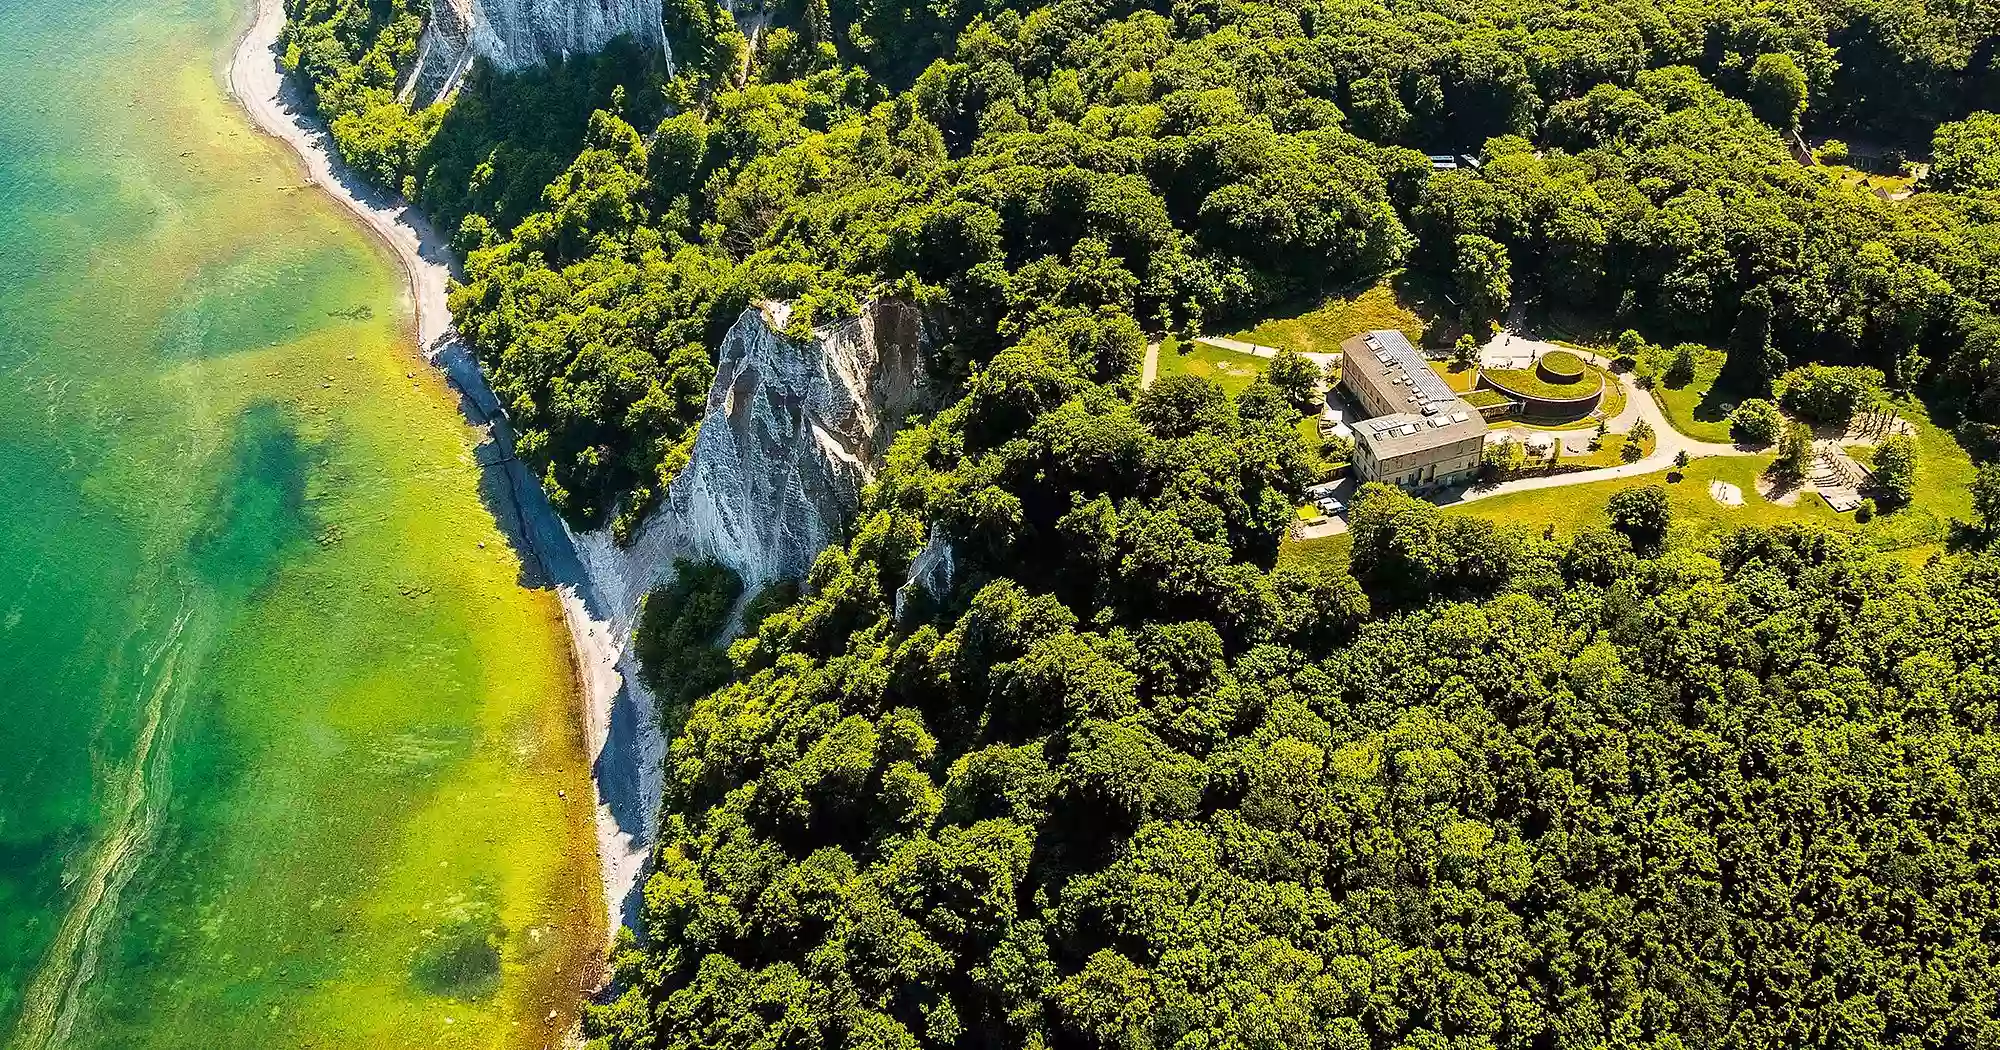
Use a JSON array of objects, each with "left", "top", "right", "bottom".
[{"left": 225, "top": 0, "right": 664, "bottom": 935}]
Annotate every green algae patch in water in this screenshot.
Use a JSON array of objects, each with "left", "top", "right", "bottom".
[{"left": 0, "top": 2, "right": 604, "bottom": 1047}]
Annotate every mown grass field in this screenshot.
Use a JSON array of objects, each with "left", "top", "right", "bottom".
[
  {"left": 1156, "top": 338, "right": 1268, "bottom": 395},
  {"left": 1447, "top": 403, "right": 1974, "bottom": 556},
  {"left": 1450, "top": 457, "right": 1833, "bottom": 538}
]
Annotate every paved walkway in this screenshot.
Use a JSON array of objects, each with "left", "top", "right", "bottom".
[
  {"left": 1160, "top": 328, "right": 1767, "bottom": 511},
  {"left": 1440, "top": 346, "right": 1757, "bottom": 507},
  {"left": 1140, "top": 341, "right": 1160, "bottom": 387},
  {"left": 1196, "top": 336, "right": 1278, "bottom": 357},
  {"left": 1193, "top": 336, "right": 1339, "bottom": 372},
  {"left": 1479, "top": 332, "right": 1555, "bottom": 370}
]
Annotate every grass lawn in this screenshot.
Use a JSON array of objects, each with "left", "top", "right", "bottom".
[
  {"left": 1515, "top": 415, "right": 1606, "bottom": 431},
  {"left": 1429, "top": 360, "right": 1478, "bottom": 392},
  {"left": 1278, "top": 532, "right": 1353, "bottom": 573},
  {"left": 1494, "top": 431, "right": 1648, "bottom": 473},
  {"left": 1595, "top": 365, "right": 1629, "bottom": 418},
  {"left": 1642, "top": 344, "right": 1736, "bottom": 442},
  {"left": 1447, "top": 412, "right": 1973, "bottom": 556},
  {"left": 1828, "top": 164, "right": 1917, "bottom": 197},
  {"left": 1879, "top": 398, "right": 1978, "bottom": 541},
  {"left": 1156, "top": 339, "right": 1267, "bottom": 396},
  {"left": 1222, "top": 272, "right": 1429, "bottom": 354},
  {"left": 1450, "top": 457, "right": 1836, "bottom": 541},
  {"left": 1563, "top": 432, "right": 1649, "bottom": 469}
]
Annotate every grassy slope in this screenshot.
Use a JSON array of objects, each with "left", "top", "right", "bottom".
[
  {"left": 1278, "top": 532, "right": 1354, "bottom": 573},
  {"left": 1495, "top": 359, "right": 1625, "bottom": 429},
  {"left": 1223, "top": 273, "right": 1429, "bottom": 354},
  {"left": 1643, "top": 345, "right": 1736, "bottom": 442},
  {"left": 1482, "top": 366, "right": 1604, "bottom": 401}
]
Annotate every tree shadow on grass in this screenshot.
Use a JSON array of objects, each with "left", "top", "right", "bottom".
[{"left": 1688, "top": 376, "right": 1744, "bottom": 429}]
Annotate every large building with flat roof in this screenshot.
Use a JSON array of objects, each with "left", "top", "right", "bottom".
[{"left": 1339, "top": 330, "right": 1488, "bottom": 491}]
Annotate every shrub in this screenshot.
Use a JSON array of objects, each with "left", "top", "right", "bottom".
[
  {"left": 1775, "top": 364, "right": 1887, "bottom": 423},
  {"left": 1776, "top": 421, "right": 1815, "bottom": 478},
  {"left": 1729, "top": 398, "right": 1784, "bottom": 445},
  {"left": 1975, "top": 463, "right": 2000, "bottom": 534},
  {"left": 635, "top": 559, "right": 744, "bottom": 718},
  {"left": 1266, "top": 348, "right": 1320, "bottom": 407},
  {"left": 1856, "top": 498, "right": 1876, "bottom": 522},
  {"left": 1663, "top": 344, "right": 1699, "bottom": 388},
  {"left": 1872, "top": 433, "right": 1917, "bottom": 507},
  {"left": 1615, "top": 329, "right": 1647, "bottom": 363}
]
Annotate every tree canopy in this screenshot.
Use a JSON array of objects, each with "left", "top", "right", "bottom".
[
  {"left": 286, "top": 0, "right": 2000, "bottom": 526},
  {"left": 269, "top": 0, "right": 2000, "bottom": 1046}
]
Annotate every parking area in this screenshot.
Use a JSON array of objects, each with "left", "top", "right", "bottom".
[
  {"left": 1316, "top": 384, "right": 1356, "bottom": 439},
  {"left": 1295, "top": 477, "right": 1357, "bottom": 538}
]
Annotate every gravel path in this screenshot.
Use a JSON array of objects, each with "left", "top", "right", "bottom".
[{"left": 1442, "top": 347, "right": 1757, "bottom": 507}]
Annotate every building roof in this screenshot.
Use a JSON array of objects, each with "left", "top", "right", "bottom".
[
  {"left": 1340, "top": 330, "right": 1459, "bottom": 412},
  {"left": 1352, "top": 408, "right": 1488, "bottom": 460}
]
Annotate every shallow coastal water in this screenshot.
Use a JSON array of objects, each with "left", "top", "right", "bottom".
[{"left": 0, "top": 1, "right": 602, "bottom": 1046}]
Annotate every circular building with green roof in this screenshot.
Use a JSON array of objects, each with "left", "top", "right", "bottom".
[{"left": 1478, "top": 350, "right": 1605, "bottom": 420}]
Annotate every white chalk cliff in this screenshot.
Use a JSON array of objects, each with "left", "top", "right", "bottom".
[
  {"left": 576, "top": 298, "right": 935, "bottom": 627},
  {"left": 401, "top": 0, "right": 666, "bottom": 103}
]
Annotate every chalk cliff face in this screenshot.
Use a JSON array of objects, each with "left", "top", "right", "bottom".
[
  {"left": 402, "top": 0, "right": 665, "bottom": 103},
  {"left": 576, "top": 299, "right": 935, "bottom": 627}
]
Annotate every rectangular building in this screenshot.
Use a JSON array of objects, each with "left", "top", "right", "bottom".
[{"left": 1339, "top": 330, "right": 1488, "bottom": 491}]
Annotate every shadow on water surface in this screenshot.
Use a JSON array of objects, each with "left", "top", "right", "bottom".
[
  {"left": 434, "top": 335, "right": 656, "bottom": 930},
  {"left": 249, "top": 18, "right": 666, "bottom": 930}
]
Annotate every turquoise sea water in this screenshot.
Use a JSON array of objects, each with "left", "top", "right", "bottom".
[{"left": 0, "top": 1, "right": 601, "bottom": 1046}]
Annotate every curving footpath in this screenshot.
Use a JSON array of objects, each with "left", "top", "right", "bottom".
[
  {"left": 1148, "top": 333, "right": 1757, "bottom": 506},
  {"left": 227, "top": 0, "right": 663, "bottom": 935},
  {"left": 1441, "top": 349, "right": 1758, "bottom": 506}
]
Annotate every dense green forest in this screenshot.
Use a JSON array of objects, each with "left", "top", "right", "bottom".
[
  {"left": 276, "top": 0, "right": 2000, "bottom": 1045},
  {"left": 286, "top": 0, "right": 2000, "bottom": 523}
]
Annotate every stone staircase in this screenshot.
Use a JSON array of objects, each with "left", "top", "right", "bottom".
[{"left": 1812, "top": 444, "right": 1868, "bottom": 512}]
